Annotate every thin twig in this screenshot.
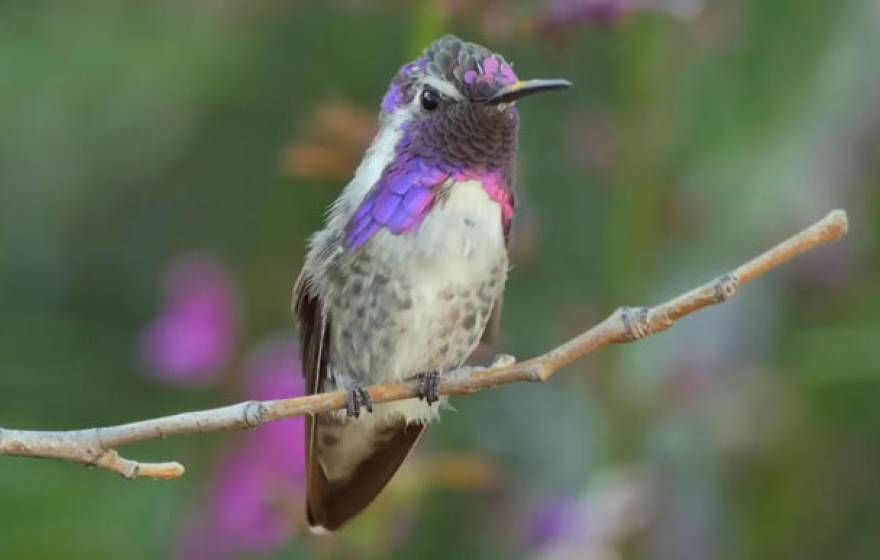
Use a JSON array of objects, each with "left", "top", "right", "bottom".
[{"left": 0, "top": 210, "right": 849, "bottom": 479}]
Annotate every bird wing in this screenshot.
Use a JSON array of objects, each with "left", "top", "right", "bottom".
[
  {"left": 480, "top": 290, "right": 504, "bottom": 348},
  {"left": 292, "top": 268, "right": 334, "bottom": 528},
  {"left": 293, "top": 264, "right": 427, "bottom": 532}
]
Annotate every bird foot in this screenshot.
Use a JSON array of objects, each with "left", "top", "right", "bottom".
[
  {"left": 416, "top": 371, "right": 441, "bottom": 405},
  {"left": 345, "top": 384, "right": 373, "bottom": 418}
]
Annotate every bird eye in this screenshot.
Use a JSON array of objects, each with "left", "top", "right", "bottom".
[{"left": 420, "top": 88, "right": 440, "bottom": 111}]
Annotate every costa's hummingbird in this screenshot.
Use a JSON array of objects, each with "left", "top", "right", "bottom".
[{"left": 293, "top": 35, "right": 570, "bottom": 532}]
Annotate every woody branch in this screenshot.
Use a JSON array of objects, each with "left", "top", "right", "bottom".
[{"left": 0, "top": 210, "right": 849, "bottom": 480}]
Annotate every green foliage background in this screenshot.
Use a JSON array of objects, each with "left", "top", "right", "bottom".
[{"left": 1, "top": 1, "right": 877, "bottom": 558}]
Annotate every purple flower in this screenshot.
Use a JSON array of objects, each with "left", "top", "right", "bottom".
[
  {"left": 545, "top": 0, "right": 635, "bottom": 26},
  {"left": 140, "top": 257, "right": 239, "bottom": 385},
  {"left": 179, "top": 337, "right": 307, "bottom": 559},
  {"left": 525, "top": 469, "right": 652, "bottom": 558},
  {"left": 527, "top": 496, "right": 587, "bottom": 549},
  {"left": 542, "top": 0, "right": 704, "bottom": 29}
]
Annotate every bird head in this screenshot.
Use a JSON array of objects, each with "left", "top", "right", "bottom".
[{"left": 380, "top": 35, "right": 571, "bottom": 171}]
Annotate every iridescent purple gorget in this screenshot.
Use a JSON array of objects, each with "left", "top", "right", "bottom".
[
  {"left": 347, "top": 36, "right": 522, "bottom": 249},
  {"left": 345, "top": 159, "right": 514, "bottom": 249}
]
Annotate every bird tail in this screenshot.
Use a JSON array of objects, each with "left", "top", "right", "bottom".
[{"left": 306, "top": 415, "right": 426, "bottom": 532}]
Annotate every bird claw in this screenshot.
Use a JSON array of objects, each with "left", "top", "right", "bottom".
[
  {"left": 416, "top": 371, "right": 441, "bottom": 405},
  {"left": 345, "top": 384, "right": 373, "bottom": 418}
]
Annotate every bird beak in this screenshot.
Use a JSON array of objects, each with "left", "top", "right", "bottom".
[{"left": 487, "top": 78, "right": 572, "bottom": 105}]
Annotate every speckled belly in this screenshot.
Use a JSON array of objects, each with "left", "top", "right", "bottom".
[{"left": 326, "top": 250, "right": 507, "bottom": 385}]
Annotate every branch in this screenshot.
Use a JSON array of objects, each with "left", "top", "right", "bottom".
[{"left": 0, "top": 210, "right": 849, "bottom": 479}]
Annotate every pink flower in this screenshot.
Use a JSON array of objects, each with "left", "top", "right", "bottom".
[
  {"left": 542, "top": 0, "right": 704, "bottom": 29},
  {"left": 525, "top": 469, "right": 651, "bottom": 558},
  {"left": 178, "top": 337, "right": 307, "bottom": 559},
  {"left": 140, "top": 257, "right": 239, "bottom": 385},
  {"left": 545, "top": 0, "right": 634, "bottom": 26},
  {"left": 527, "top": 496, "right": 586, "bottom": 549}
]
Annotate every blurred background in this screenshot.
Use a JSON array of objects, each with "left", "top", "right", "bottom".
[{"left": 1, "top": 0, "right": 878, "bottom": 558}]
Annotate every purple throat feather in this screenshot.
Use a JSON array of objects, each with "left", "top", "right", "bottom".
[
  {"left": 345, "top": 155, "right": 515, "bottom": 250},
  {"left": 350, "top": 53, "right": 520, "bottom": 250}
]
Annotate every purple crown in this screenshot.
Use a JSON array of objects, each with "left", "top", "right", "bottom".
[{"left": 382, "top": 35, "right": 519, "bottom": 113}]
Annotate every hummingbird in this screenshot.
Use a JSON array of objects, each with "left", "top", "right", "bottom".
[{"left": 293, "top": 35, "right": 570, "bottom": 532}]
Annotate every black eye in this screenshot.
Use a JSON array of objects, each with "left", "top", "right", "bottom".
[{"left": 420, "top": 88, "right": 440, "bottom": 111}]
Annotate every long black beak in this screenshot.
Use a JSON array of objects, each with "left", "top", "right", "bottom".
[{"left": 487, "top": 78, "right": 572, "bottom": 104}]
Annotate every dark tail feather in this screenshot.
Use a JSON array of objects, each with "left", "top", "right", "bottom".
[{"left": 307, "top": 420, "right": 426, "bottom": 532}]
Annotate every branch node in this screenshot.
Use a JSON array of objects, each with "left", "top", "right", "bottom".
[
  {"left": 243, "top": 401, "right": 269, "bottom": 429},
  {"left": 714, "top": 273, "right": 739, "bottom": 302},
  {"left": 490, "top": 354, "right": 516, "bottom": 368},
  {"left": 92, "top": 449, "right": 134, "bottom": 479},
  {"left": 532, "top": 364, "right": 553, "bottom": 382},
  {"left": 621, "top": 306, "right": 651, "bottom": 341}
]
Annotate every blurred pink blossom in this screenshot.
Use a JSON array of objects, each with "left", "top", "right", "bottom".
[
  {"left": 140, "top": 257, "right": 239, "bottom": 385},
  {"left": 546, "top": 0, "right": 632, "bottom": 26},
  {"left": 179, "top": 337, "right": 307, "bottom": 559},
  {"left": 526, "top": 468, "right": 652, "bottom": 559},
  {"left": 541, "top": 0, "right": 704, "bottom": 29},
  {"left": 527, "top": 496, "right": 585, "bottom": 549}
]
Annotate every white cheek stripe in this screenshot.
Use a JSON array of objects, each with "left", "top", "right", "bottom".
[{"left": 420, "top": 76, "right": 463, "bottom": 101}]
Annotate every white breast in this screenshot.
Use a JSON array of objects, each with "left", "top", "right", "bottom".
[
  {"left": 379, "top": 178, "right": 506, "bottom": 278},
  {"left": 329, "top": 179, "right": 509, "bottom": 428},
  {"left": 374, "top": 178, "right": 506, "bottom": 377}
]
